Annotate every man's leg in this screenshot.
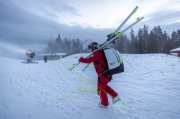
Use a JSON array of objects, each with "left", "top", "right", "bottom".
[
  {"left": 98, "top": 82, "right": 109, "bottom": 106},
  {"left": 105, "top": 85, "right": 120, "bottom": 104},
  {"left": 105, "top": 85, "right": 118, "bottom": 98}
]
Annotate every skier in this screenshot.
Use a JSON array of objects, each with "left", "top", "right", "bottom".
[
  {"left": 44, "top": 55, "right": 48, "bottom": 63},
  {"left": 79, "top": 42, "right": 120, "bottom": 108}
]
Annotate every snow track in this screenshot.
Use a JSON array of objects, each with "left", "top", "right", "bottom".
[{"left": 0, "top": 54, "right": 180, "bottom": 119}]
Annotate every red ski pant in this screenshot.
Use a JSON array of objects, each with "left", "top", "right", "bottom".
[{"left": 97, "top": 76, "right": 118, "bottom": 106}]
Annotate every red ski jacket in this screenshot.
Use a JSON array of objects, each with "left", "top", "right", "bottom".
[{"left": 79, "top": 50, "right": 110, "bottom": 77}]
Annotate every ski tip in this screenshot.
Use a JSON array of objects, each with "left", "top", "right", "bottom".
[
  {"left": 136, "top": 17, "right": 144, "bottom": 22},
  {"left": 140, "top": 17, "right": 145, "bottom": 20},
  {"left": 132, "top": 6, "right": 139, "bottom": 14},
  {"left": 69, "top": 67, "right": 73, "bottom": 71}
]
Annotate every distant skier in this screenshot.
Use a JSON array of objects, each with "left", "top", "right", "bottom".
[
  {"left": 79, "top": 42, "right": 120, "bottom": 108},
  {"left": 44, "top": 55, "right": 48, "bottom": 63}
]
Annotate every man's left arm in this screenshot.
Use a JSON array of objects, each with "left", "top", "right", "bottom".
[{"left": 79, "top": 55, "right": 96, "bottom": 64}]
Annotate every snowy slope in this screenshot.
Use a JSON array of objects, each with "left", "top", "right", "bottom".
[{"left": 0, "top": 54, "right": 180, "bottom": 119}]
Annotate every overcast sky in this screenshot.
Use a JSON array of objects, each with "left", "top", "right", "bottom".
[{"left": 0, "top": 0, "right": 180, "bottom": 51}]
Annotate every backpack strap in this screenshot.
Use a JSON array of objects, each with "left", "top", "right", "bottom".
[
  {"left": 94, "top": 61, "right": 112, "bottom": 80},
  {"left": 94, "top": 61, "right": 107, "bottom": 70}
]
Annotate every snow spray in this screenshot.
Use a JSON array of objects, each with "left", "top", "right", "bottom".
[{"left": 0, "top": 42, "right": 26, "bottom": 58}]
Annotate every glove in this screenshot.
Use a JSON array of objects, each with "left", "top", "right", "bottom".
[{"left": 79, "top": 57, "right": 84, "bottom": 62}]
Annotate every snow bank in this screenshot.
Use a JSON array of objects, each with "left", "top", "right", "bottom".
[{"left": 0, "top": 54, "right": 180, "bottom": 119}]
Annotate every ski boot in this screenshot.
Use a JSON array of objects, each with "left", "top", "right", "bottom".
[
  {"left": 98, "top": 103, "right": 108, "bottom": 108},
  {"left": 112, "top": 95, "right": 120, "bottom": 104}
]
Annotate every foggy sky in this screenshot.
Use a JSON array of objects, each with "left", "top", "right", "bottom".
[{"left": 0, "top": 0, "right": 180, "bottom": 51}]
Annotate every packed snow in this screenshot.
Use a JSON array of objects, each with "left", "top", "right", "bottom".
[{"left": 0, "top": 54, "right": 180, "bottom": 119}]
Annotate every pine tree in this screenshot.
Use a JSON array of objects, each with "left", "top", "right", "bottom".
[
  {"left": 176, "top": 29, "right": 180, "bottom": 47},
  {"left": 156, "top": 26, "right": 164, "bottom": 53},
  {"left": 161, "top": 31, "right": 168, "bottom": 53},
  {"left": 55, "top": 34, "right": 62, "bottom": 52},
  {"left": 130, "top": 28, "right": 138, "bottom": 53},
  {"left": 149, "top": 30, "right": 156, "bottom": 53},
  {"left": 138, "top": 28, "right": 144, "bottom": 53},
  {"left": 171, "top": 31, "right": 177, "bottom": 49},
  {"left": 142, "top": 25, "right": 149, "bottom": 53}
]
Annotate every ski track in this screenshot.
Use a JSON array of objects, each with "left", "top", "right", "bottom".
[{"left": 0, "top": 54, "right": 180, "bottom": 119}]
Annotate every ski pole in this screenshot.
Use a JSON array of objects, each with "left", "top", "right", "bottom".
[
  {"left": 82, "top": 64, "right": 90, "bottom": 72},
  {"left": 69, "top": 62, "right": 81, "bottom": 71},
  {"left": 69, "top": 53, "right": 92, "bottom": 71}
]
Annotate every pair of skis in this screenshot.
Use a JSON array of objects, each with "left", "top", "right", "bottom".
[{"left": 69, "top": 6, "right": 144, "bottom": 71}]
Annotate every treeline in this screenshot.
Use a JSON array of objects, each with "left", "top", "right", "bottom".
[
  {"left": 45, "top": 34, "right": 87, "bottom": 55},
  {"left": 45, "top": 25, "right": 180, "bottom": 54},
  {"left": 113, "top": 25, "right": 180, "bottom": 53}
]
